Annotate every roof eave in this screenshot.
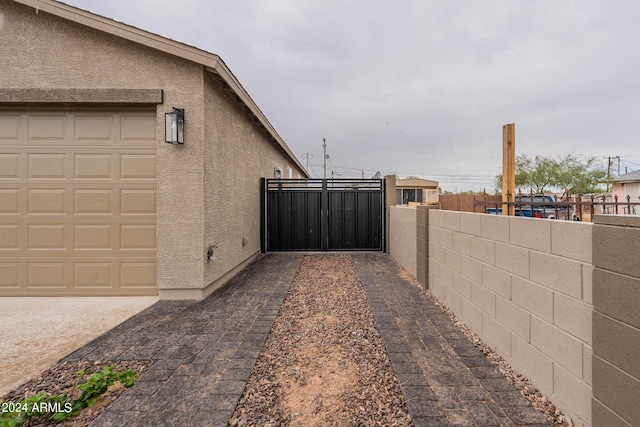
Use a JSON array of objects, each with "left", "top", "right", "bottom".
[
  {"left": 13, "top": 0, "right": 222, "bottom": 68},
  {"left": 206, "top": 65, "right": 309, "bottom": 177}
]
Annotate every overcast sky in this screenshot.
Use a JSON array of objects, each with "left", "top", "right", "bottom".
[{"left": 63, "top": 0, "right": 640, "bottom": 191}]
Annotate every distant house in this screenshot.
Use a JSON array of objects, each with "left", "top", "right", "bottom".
[
  {"left": 0, "top": 0, "right": 308, "bottom": 298},
  {"left": 611, "top": 170, "right": 640, "bottom": 212},
  {"left": 395, "top": 178, "right": 439, "bottom": 205}
]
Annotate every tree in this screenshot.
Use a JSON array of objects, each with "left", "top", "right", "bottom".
[
  {"left": 495, "top": 154, "right": 606, "bottom": 194},
  {"left": 554, "top": 154, "right": 607, "bottom": 194}
]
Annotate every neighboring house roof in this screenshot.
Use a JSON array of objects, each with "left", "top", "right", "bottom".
[
  {"left": 396, "top": 178, "right": 439, "bottom": 189},
  {"left": 11, "top": 0, "right": 309, "bottom": 177},
  {"left": 612, "top": 170, "right": 640, "bottom": 183}
]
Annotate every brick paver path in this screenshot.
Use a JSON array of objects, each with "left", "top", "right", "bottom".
[
  {"left": 354, "top": 253, "right": 551, "bottom": 427},
  {"left": 69, "top": 254, "right": 302, "bottom": 426},
  {"left": 63, "top": 253, "right": 551, "bottom": 426}
]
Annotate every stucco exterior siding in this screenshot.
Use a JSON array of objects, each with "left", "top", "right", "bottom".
[
  {"left": 202, "top": 73, "right": 305, "bottom": 295},
  {"left": 1, "top": 0, "right": 306, "bottom": 297}
]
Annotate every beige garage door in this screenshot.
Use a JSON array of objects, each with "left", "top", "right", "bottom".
[{"left": 0, "top": 110, "right": 158, "bottom": 296}]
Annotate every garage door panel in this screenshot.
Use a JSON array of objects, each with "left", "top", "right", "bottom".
[
  {"left": 27, "top": 188, "right": 66, "bottom": 214},
  {"left": 120, "top": 225, "right": 156, "bottom": 249},
  {"left": 0, "top": 263, "right": 20, "bottom": 288},
  {"left": 27, "top": 224, "right": 67, "bottom": 249},
  {"left": 74, "top": 262, "right": 112, "bottom": 288},
  {"left": 28, "top": 153, "right": 67, "bottom": 179},
  {"left": 74, "top": 224, "right": 112, "bottom": 250},
  {"left": 27, "top": 262, "right": 67, "bottom": 288},
  {"left": 1, "top": 110, "right": 157, "bottom": 295},
  {"left": 28, "top": 115, "right": 67, "bottom": 141},
  {"left": 74, "top": 154, "right": 113, "bottom": 179},
  {"left": 121, "top": 116, "right": 156, "bottom": 142},
  {"left": 0, "top": 116, "right": 21, "bottom": 140},
  {"left": 0, "top": 225, "right": 19, "bottom": 250},
  {"left": 0, "top": 189, "right": 20, "bottom": 214},
  {"left": 120, "top": 261, "right": 156, "bottom": 288},
  {"left": 74, "top": 189, "right": 113, "bottom": 214},
  {"left": 120, "top": 189, "right": 156, "bottom": 214},
  {"left": 74, "top": 115, "right": 113, "bottom": 141},
  {"left": 0, "top": 154, "right": 20, "bottom": 177},
  {"left": 120, "top": 154, "right": 156, "bottom": 180}
]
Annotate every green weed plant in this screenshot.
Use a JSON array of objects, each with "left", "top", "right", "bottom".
[{"left": 0, "top": 365, "right": 137, "bottom": 427}]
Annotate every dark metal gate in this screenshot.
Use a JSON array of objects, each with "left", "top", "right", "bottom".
[{"left": 261, "top": 178, "right": 385, "bottom": 251}]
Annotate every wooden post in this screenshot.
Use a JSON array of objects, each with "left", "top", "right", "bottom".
[{"left": 502, "top": 124, "right": 515, "bottom": 216}]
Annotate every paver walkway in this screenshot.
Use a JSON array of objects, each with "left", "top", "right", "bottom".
[
  {"left": 62, "top": 253, "right": 551, "bottom": 426},
  {"left": 71, "top": 254, "right": 303, "bottom": 426},
  {"left": 353, "top": 254, "right": 551, "bottom": 427}
]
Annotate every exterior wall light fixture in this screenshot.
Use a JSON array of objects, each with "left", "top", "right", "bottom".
[
  {"left": 274, "top": 167, "right": 282, "bottom": 179},
  {"left": 165, "top": 107, "right": 184, "bottom": 144}
]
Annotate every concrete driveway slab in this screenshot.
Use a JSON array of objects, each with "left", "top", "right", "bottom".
[{"left": 0, "top": 296, "right": 157, "bottom": 393}]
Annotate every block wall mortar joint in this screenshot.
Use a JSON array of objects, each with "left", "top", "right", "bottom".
[
  {"left": 509, "top": 331, "right": 513, "bottom": 358},
  {"left": 509, "top": 274, "right": 513, "bottom": 300},
  {"left": 582, "top": 343, "right": 588, "bottom": 382},
  {"left": 580, "top": 263, "right": 585, "bottom": 300}
]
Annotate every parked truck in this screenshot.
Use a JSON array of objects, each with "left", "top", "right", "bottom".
[{"left": 485, "top": 195, "right": 578, "bottom": 220}]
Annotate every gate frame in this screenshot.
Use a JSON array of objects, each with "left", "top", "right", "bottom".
[{"left": 260, "top": 178, "right": 386, "bottom": 252}]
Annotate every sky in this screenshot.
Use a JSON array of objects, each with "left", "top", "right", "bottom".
[{"left": 63, "top": 0, "right": 640, "bottom": 192}]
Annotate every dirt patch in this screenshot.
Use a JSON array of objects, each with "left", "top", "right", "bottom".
[
  {"left": 231, "top": 254, "right": 412, "bottom": 426},
  {"left": 0, "top": 360, "right": 151, "bottom": 427}
]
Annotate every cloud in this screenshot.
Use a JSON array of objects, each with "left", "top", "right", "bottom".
[{"left": 63, "top": 0, "right": 640, "bottom": 190}]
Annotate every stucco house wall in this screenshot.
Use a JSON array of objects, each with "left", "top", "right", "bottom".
[
  {"left": 0, "top": 0, "right": 306, "bottom": 298},
  {"left": 201, "top": 73, "right": 304, "bottom": 296},
  {"left": 611, "top": 170, "right": 640, "bottom": 214}
]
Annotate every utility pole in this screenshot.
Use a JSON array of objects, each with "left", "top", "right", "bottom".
[
  {"left": 301, "top": 153, "right": 313, "bottom": 173},
  {"left": 606, "top": 156, "right": 611, "bottom": 192},
  {"left": 322, "top": 138, "right": 327, "bottom": 179},
  {"left": 604, "top": 155, "right": 621, "bottom": 192}
]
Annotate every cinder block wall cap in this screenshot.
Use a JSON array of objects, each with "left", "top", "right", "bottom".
[{"left": 593, "top": 215, "right": 640, "bottom": 227}]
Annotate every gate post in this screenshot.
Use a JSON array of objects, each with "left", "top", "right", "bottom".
[
  {"left": 384, "top": 175, "right": 397, "bottom": 253},
  {"left": 321, "top": 179, "right": 329, "bottom": 251},
  {"left": 260, "top": 178, "right": 266, "bottom": 253}
]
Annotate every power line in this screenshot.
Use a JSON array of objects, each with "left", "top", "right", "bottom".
[
  {"left": 308, "top": 164, "right": 495, "bottom": 183},
  {"left": 325, "top": 137, "right": 499, "bottom": 159},
  {"left": 322, "top": 165, "right": 495, "bottom": 179},
  {"left": 621, "top": 159, "right": 640, "bottom": 167}
]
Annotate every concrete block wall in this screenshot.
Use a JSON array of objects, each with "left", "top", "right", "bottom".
[
  {"left": 428, "top": 211, "right": 594, "bottom": 427},
  {"left": 592, "top": 215, "right": 640, "bottom": 427},
  {"left": 416, "top": 206, "right": 437, "bottom": 288},
  {"left": 389, "top": 205, "right": 437, "bottom": 288},
  {"left": 389, "top": 206, "right": 418, "bottom": 278}
]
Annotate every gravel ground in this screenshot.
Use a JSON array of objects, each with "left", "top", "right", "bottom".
[
  {"left": 0, "top": 360, "right": 151, "bottom": 427},
  {"left": 230, "top": 254, "right": 413, "bottom": 427}
]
